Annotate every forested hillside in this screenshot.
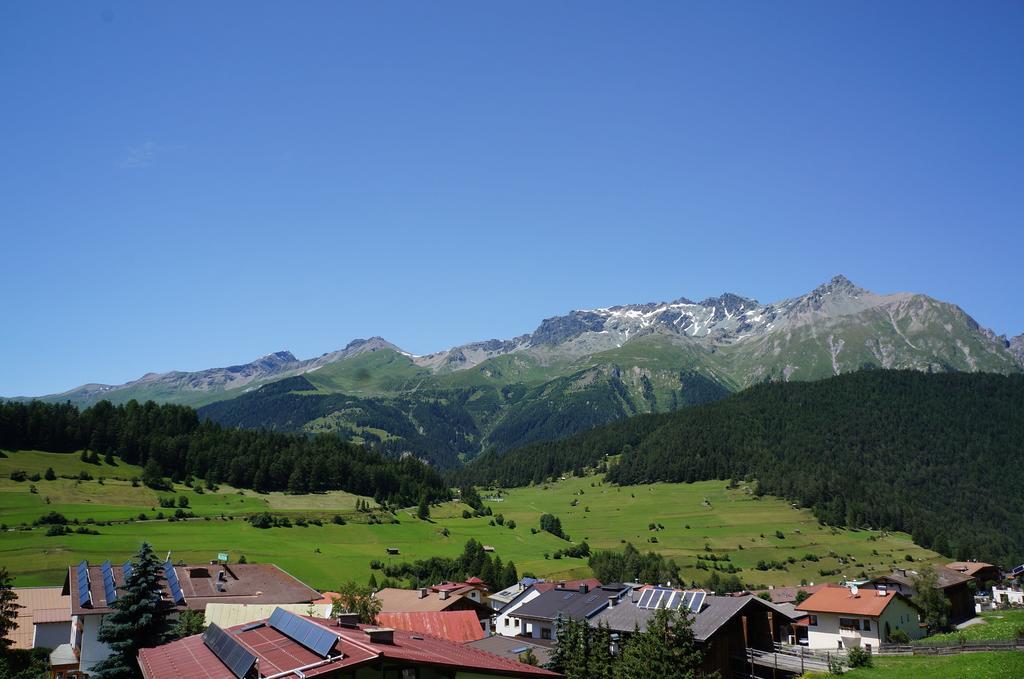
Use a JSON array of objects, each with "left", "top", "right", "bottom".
[
  {"left": 457, "top": 371, "right": 1024, "bottom": 566},
  {"left": 0, "top": 399, "right": 449, "bottom": 506}
]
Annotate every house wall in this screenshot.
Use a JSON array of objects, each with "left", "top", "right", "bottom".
[
  {"left": 494, "top": 590, "right": 543, "bottom": 638},
  {"left": 78, "top": 614, "right": 110, "bottom": 674},
  {"left": 993, "top": 587, "right": 1024, "bottom": 605},
  {"left": 945, "top": 583, "right": 976, "bottom": 623},
  {"left": 805, "top": 598, "right": 922, "bottom": 650}
]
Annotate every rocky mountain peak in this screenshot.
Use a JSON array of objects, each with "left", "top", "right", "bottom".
[{"left": 813, "top": 274, "right": 869, "bottom": 298}]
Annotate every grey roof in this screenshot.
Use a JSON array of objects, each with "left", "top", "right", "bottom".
[
  {"left": 514, "top": 585, "right": 628, "bottom": 623},
  {"left": 466, "top": 636, "right": 554, "bottom": 666},
  {"left": 872, "top": 567, "right": 973, "bottom": 590},
  {"left": 590, "top": 595, "right": 794, "bottom": 642}
]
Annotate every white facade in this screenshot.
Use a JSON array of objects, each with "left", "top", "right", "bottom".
[
  {"left": 494, "top": 588, "right": 543, "bottom": 638},
  {"left": 804, "top": 597, "right": 922, "bottom": 650},
  {"left": 992, "top": 587, "right": 1024, "bottom": 606},
  {"left": 74, "top": 613, "right": 109, "bottom": 674}
]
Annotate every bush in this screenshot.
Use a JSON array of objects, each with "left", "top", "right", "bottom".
[
  {"left": 34, "top": 511, "right": 68, "bottom": 526},
  {"left": 45, "top": 524, "right": 67, "bottom": 536},
  {"left": 9, "top": 471, "right": 27, "bottom": 482},
  {"left": 888, "top": 629, "right": 909, "bottom": 644},
  {"left": 847, "top": 646, "right": 873, "bottom": 668},
  {"left": 332, "top": 515, "right": 346, "bottom": 525}
]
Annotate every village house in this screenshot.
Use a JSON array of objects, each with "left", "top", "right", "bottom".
[
  {"left": 465, "top": 635, "right": 555, "bottom": 667},
  {"left": 991, "top": 585, "right": 1024, "bottom": 607},
  {"left": 589, "top": 586, "right": 793, "bottom": 677},
  {"left": 494, "top": 579, "right": 601, "bottom": 638},
  {"left": 511, "top": 582, "right": 630, "bottom": 641},
  {"left": 488, "top": 577, "right": 544, "bottom": 611},
  {"left": 373, "top": 587, "right": 493, "bottom": 633},
  {"left": 137, "top": 607, "right": 561, "bottom": 679},
  {"left": 5, "top": 587, "right": 71, "bottom": 653},
  {"left": 62, "top": 559, "right": 321, "bottom": 676},
  {"left": 946, "top": 561, "right": 1002, "bottom": 588},
  {"left": 865, "top": 566, "right": 975, "bottom": 623},
  {"left": 427, "top": 577, "right": 489, "bottom": 605},
  {"left": 795, "top": 584, "right": 924, "bottom": 651}
]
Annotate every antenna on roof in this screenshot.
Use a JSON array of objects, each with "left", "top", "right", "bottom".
[{"left": 850, "top": 585, "right": 859, "bottom": 597}]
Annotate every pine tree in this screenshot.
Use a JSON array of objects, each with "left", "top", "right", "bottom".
[
  {"left": 417, "top": 495, "right": 430, "bottom": 520},
  {"left": 44, "top": 467, "right": 56, "bottom": 481},
  {"left": 616, "top": 608, "right": 704, "bottom": 679},
  {"left": 91, "top": 542, "right": 175, "bottom": 679},
  {"left": 0, "top": 567, "right": 21, "bottom": 652}
]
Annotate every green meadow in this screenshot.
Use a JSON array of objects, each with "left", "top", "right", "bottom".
[
  {"left": 804, "top": 651, "right": 1024, "bottom": 679},
  {"left": 1, "top": 450, "right": 940, "bottom": 591}
]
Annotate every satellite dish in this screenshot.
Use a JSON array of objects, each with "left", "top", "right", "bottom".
[{"left": 851, "top": 585, "right": 859, "bottom": 597}]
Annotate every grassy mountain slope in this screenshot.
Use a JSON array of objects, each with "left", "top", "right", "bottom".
[{"left": 457, "top": 370, "right": 1024, "bottom": 567}]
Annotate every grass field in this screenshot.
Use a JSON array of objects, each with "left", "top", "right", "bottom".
[
  {"left": 1, "top": 450, "right": 941, "bottom": 591},
  {"left": 802, "top": 651, "right": 1024, "bottom": 678},
  {"left": 914, "top": 610, "right": 1024, "bottom": 644}
]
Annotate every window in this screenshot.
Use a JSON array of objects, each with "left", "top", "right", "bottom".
[
  {"left": 863, "top": 619, "right": 871, "bottom": 631},
  {"left": 541, "top": 627, "right": 552, "bottom": 640},
  {"left": 808, "top": 615, "right": 817, "bottom": 626},
  {"left": 504, "top": 618, "right": 510, "bottom": 627},
  {"left": 839, "top": 618, "right": 861, "bottom": 630}
]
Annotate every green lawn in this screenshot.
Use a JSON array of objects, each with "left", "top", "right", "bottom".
[
  {"left": 1, "top": 450, "right": 942, "bottom": 592},
  {"left": 815, "top": 652, "right": 1024, "bottom": 678},
  {"left": 915, "top": 610, "right": 1024, "bottom": 644}
]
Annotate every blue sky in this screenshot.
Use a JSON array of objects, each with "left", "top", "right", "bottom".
[{"left": 2, "top": 1, "right": 1022, "bottom": 396}]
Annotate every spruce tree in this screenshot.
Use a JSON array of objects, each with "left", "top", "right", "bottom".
[
  {"left": 417, "top": 495, "right": 430, "bottom": 520},
  {"left": 91, "top": 542, "right": 175, "bottom": 679},
  {"left": 0, "top": 567, "right": 21, "bottom": 653},
  {"left": 616, "top": 608, "right": 705, "bottom": 679}
]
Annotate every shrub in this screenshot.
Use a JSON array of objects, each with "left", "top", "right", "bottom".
[
  {"left": 847, "top": 646, "right": 872, "bottom": 668},
  {"left": 332, "top": 515, "right": 346, "bottom": 525},
  {"left": 888, "top": 629, "right": 909, "bottom": 643},
  {"left": 46, "top": 524, "right": 67, "bottom": 536},
  {"left": 9, "top": 471, "right": 27, "bottom": 482}
]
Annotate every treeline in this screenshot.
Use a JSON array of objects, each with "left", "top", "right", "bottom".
[
  {"left": 452, "top": 410, "right": 673, "bottom": 487},
  {"left": 196, "top": 376, "right": 486, "bottom": 469},
  {"left": 0, "top": 399, "right": 449, "bottom": 506},
  {"left": 375, "top": 539, "right": 519, "bottom": 591},
  {"left": 459, "top": 371, "right": 1024, "bottom": 567}
]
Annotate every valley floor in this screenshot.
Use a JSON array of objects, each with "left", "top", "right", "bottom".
[{"left": 1, "top": 450, "right": 940, "bottom": 590}]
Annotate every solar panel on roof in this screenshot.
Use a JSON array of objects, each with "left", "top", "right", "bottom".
[
  {"left": 163, "top": 561, "right": 186, "bottom": 605},
  {"left": 689, "top": 591, "right": 706, "bottom": 612},
  {"left": 511, "top": 646, "right": 529, "bottom": 654},
  {"left": 203, "top": 624, "right": 257, "bottom": 679},
  {"left": 76, "top": 561, "right": 91, "bottom": 608},
  {"left": 267, "top": 607, "right": 338, "bottom": 657},
  {"left": 101, "top": 560, "right": 117, "bottom": 604},
  {"left": 122, "top": 561, "right": 133, "bottom": 581},
  {"left": 636, "top": 589, "right": 654, "bottom": 608}
]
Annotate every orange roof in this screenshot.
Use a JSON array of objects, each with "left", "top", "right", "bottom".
[
  {"left": 373, "top": 588, "right": 488, "bottom": 615},
  {"left": 377, "top": 610, "right": 485, "bottom": 643},
  {"left": 7, "top": 588, "right": 70, "bottom": 650},
  {"left": 313, "top": 591, "right": 340, "bottom": 605},
  {"left": 795, "top": 585, "right": 912, "bottom": 617}
]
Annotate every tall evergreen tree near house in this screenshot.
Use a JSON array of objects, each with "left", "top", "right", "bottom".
[
  {"left": 0, "top": 567, "right": 22, "bottom": 653},
  {"left": 91, "top": 542, "right": 175, "bottom": 679},
  {"left": 616, "top": 608, "right": 708, "bottom": 679}
]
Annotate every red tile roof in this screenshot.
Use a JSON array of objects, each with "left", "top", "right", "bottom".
[
  {"left": 138, "top": 614, "right": 560, "bottom": 679},
  {"left": 795, "top": 585, "right": 915, "bottom": 617},
  {"left": 377, "top": 611, "right": 485, "bottom": 643}
]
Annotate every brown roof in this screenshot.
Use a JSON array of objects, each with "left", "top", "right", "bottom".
[
  {"left": 749, "top": 584, "right": 828, "bottom": 604},
  {"left": 68, "top": 562, "right": 320, "bottom": 616},
  {"left": 946, "top": 562, "right": 997, "bottom": 577},
  {"left": 875, "top": 567, "right": 974, "bottom": 591},
  {"left": 374, "top": 588, "right": 490, "bottom": 615},
  {"left": 7, "top": 588, "right": 70, "bottom": 650},
  {"left": 138, "top": 615, "right": 560, "bottom": 678},
  {"left": 377, "top": 611, "right": 485, "bottom": 643},
  {"left": 796, "top": 585, "right": 916, "bottom": 617}
]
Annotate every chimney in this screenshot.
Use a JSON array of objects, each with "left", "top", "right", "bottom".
[
  {"left": 364, "top": 627, "right": 395, "bottom": 644},
  {"left": 608, "top": 595, "right": 617, "bottom": 608},
  {"left": 336, "top": 613, "right": 360, "bottom": 628},
  {"left": 558, "top": 580, "right": 566, "bottom": 588},
  {"left": 439, "top": 590, "right": 449, "bottom": 600},
  {"left": 579, "top": 584, "right": 589, "bottom": 594},
  {"left": 418, "top": 588, "right": 428, "bottom": 599}
]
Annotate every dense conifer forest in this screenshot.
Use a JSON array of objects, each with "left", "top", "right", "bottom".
[
  {"left": 0, "top": 399, "right": 449, "bottom": 506},
  {"left": 457, "top": 371, "right": 1024, "bottom": 567}
]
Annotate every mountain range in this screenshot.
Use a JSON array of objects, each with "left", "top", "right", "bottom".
[{"left": 15, "top": 275, "right": 1023, "bottom": 467}]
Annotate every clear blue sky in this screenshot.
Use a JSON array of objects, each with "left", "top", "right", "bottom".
[{"left": 2, "top": 1, "right": 1022, "bottom": 396}]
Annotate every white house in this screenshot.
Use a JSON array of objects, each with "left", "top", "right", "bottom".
[
  {"left": 494, "top": 579, "right": 602, "bottom": 637},
  {"left": 795, "top": 584, "right": 923, "bottom": 651},
  {"left": 992, "top": 586, "right": 1024, "bottom": 606}
]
